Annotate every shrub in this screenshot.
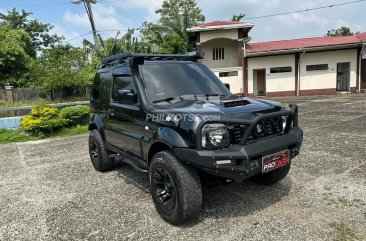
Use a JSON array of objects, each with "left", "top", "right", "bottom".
[
  {"left": 29, "top": 105, "right": 59, "bottom": 120},
  {"left": 20, "top": 105, "right": 90, "bottom": 135},
  {"left": 20, "top": 116, "right": 67, "bottom": 135},
  {"left": 21, "top": 105, "right": 65, "bottom": 135},
  {"left": 59, "top": 105, "right": 90, "bottom": 126}
]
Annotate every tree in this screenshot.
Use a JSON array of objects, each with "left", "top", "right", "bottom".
[
  {"left": 325, "top": 26, "right": 359, "bottom": 37},
  {"left": 140, "top": 0, "right": 205, "bottom": 53},
  {"left": 0, "top": 8, "right": 63, "bottom": 51},
  {"left": 0, "top": 25, "right": 35, "bottom": 87},
  {"left": 31, "top": 45, "right": 95, "bottom": 99},
  {"left": 230, "top": 13, "right": 251, "bottom": 43},
  {"left": 82, "top": 29, "right": 152, "bottom": 59},
  {"left": 231, "top": 13, "right": 245, "bottom": 22}
]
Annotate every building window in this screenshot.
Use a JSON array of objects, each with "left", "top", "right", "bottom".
[
  {"left": 219, "top": 71, "right": 238, "bottom": 77},
  {"left": 213, "top": 48, "right": 224, "bottom": 60},
  {"left": 270, "top": 66, "right": 292, "bottom": 73},
  {"left": 306, "top": 64, "right": 329, "bottom": 71}
]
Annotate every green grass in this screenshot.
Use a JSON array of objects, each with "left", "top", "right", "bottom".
[
  {"left": 0, "top": 125, "right": 89, "bottom": 144},
  {"left": 0, "top": 97, "right": 88, "bottom": 108},
  {"left": 0, "top": 129, "right": 41, "bottom": 143}
]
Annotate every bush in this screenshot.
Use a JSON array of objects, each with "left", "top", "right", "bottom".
[
  {"left": 29, "top": 105, "right": 59, "bottom": 120},
  {"left": 21, "top": 116, "right": 67, "bottom": 135},
  {"left": 20, "top": 105, "right": 65, "bottom": 135},
  {"left": 20, "top": 105, "right": 90, "bottom": 135},
  {"left": 59, "top": 105, "right": 90, "bottom": 126}
]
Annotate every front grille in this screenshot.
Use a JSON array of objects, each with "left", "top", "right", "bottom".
[{"left": 229, "top": 117, "right": 284, "bottom": 144}]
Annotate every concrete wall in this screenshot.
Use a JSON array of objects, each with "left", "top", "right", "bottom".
[
  {"left": 299, "top": 49, "right": 357, "bottom": 91},
  {"left": 200, "top": 29, "right": 238, "bottom": 43},
  {"left": 200, "top": 39, "right": 238, "bottom": 69},
  {"left": 247, "top": 55, "right": 296, "bottom": 95},
  {"left": 212, "top": 67, "right": 243, "bottom": 94}
]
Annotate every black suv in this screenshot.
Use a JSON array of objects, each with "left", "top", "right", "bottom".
[{"left": 88, "top": 52, "right": 303, "bottom": 225}]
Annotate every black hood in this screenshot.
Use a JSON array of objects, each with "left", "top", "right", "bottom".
[{"left": 150, "top": 97, "right": 283, "bottom": 120}]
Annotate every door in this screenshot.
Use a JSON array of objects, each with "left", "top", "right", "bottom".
[
  {"left": 104, "top": 74, "right": 146, "bottom": 163},
  {"left": 256, "top": 69, "right": 266, "bottom": 96},
  {"left": 361, "top": 59, "right": 366, "bottom": 89},
  {"left": 336, "top": 62, "right": 350, "bottom": 91}
]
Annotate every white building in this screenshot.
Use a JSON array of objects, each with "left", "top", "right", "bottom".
[
  {"left": 187, "top": 21, "right": 253, "bottom": 94},
  {"left": 188, "top": 21, "right": 366, "bottom": 96}
]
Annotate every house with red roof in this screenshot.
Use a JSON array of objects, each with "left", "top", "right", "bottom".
[
  {"left": 188, "top": 21, "right": 366, "bottom": 96},
  {"left": 187, "top": 21, "right": 253, "bottom": 94}
]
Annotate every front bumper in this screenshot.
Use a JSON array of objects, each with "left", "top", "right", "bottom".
[{"left": 174, "top": 103, "right": 303, "bottom": 181}]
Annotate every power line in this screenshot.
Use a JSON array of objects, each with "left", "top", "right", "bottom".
[
  {"left": 63, "top": 28, "right": 139, "bottom": 42},
  {"left": 64, "top": 32, "right": 92, "bottom": 43},
  {"left": 244, "top": 0, "right": 366, "bottom": 20}
]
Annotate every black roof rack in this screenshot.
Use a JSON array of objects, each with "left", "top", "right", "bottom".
[{"left": 100, "top": 51, "right": 204, "bottom": 67}]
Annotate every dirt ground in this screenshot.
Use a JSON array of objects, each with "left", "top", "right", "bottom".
[{"left": 1, "top": 94, "right": 365, "bottom": 241}]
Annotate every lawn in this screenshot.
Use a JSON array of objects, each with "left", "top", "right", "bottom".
[{"left": 0, "top": 125, "right": 89, "bottom": 144}]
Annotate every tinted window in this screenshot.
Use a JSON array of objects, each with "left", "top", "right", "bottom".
[
  {"left": 219, "top": 71, "right": 238, "bottom": 77},
  {"left": 140, "top": 63, "right": 231, "bottom": 102},
  {"left": 112, "top": 76, "right": 136, "bottom": 102},
  {"left": 270, "top": 66, "right": 292, "bottom": 73},
  {"left": 91, "top": 73, "right": 101, "bottom": 100},
  {"left": 306, "top": 64, "right": 328, "bottom": 71},
  {"left": 91, "top": 71, "right": 110, "bottom": 103}
]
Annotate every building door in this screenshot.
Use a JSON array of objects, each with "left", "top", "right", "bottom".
[
  {"left": 255, "top": 69, "right": 266, "bottom": 96},
  {"left": 361, "top": 59, "right": 366, "bottom": 89},
  {"left": 336, "top": 62, "right": 350, "bottom": 91}
]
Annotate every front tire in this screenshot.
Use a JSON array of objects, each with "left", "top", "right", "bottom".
[
  {"left": 88, "top": 130, "right": 114, "bottom": 172},
  {"left": 149, "top": 151, "right": 202, "bottom": 225},
  {"left": 252, "top": 163, "right": 291, "bottom": 185}
]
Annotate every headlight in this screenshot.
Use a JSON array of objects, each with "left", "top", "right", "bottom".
[
  {"left": 202, "top": 124, "right": 230, "bottom": 149},
  {"left": 282, "top": 116, "right": 287, "bottom": 130}
]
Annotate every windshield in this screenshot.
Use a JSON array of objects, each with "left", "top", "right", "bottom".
[{"left": 140, "top": 62, "right": 232, "bottom": 103}]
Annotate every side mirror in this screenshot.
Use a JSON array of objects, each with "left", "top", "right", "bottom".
[
  {"left": 118, "top": 89, "right": 137, "bottom": 105},
  {"left": 224, "top": 83, "right": 230, "bottom": 90}
]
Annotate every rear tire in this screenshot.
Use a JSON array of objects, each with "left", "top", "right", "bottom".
[
  {"left": 88, "top": 130, "right": 114, "bottom": 172},
  {"left": 149, "top": 151, "right": 202, "bottom": 225},
  {"left": 252, "top": 163, "right": 291, "bottom": 185}
]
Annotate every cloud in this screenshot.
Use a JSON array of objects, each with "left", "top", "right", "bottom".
[
  {"left": 50, "top": 25, "right": 84, "bottom": 46},
  {"left": 63, "top": 2, "right": 127, "bottom": 31},
  {"left": 107, "top": 0, "right": 163, "bottom": 21},
  {"left": 277, "top": 12, "right": 329, "bottom": 27}
]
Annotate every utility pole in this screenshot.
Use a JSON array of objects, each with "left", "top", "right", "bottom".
[{"left": 72, "top": 0, "right": 98, "bottom": 48}]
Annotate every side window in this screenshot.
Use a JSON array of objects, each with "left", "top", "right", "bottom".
[
  {"left": 111, "top": 76, "right": 137, "bottom": 103},
  {"left": 91, "top": 73, "right": 101, "bottom": 100},
  {"left": 91, "top": 71, "right": 110, "bottom": 103}
]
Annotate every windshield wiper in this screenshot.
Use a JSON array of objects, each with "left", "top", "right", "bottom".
[{"left": 152, "top": 96, "right": 184, "bottom": 104}]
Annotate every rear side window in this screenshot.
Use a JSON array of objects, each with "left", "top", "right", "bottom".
[
  {"left": 91, "top": 71, "right": 111, "bottom": 103},
  {"left": 91, "top": 73, "right": 102, "bottom": 100},
  {"left": 111, "top": 76, "right": 136, "bottom": 102}
]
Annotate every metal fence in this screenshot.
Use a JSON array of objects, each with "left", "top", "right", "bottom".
[
  {"left": 0, "top": 87, "right": 90, "bottom": 103},
  {"left": 14, "top": 88, "right": 41, "bottom": 102},
  {"left": 0, "top": 89, "right": 5, "bottom": 102}
]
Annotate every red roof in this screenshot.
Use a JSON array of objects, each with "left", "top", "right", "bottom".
[
  {"left": 247, "top": 32, "right": 366, "bottom": 53},
  {"left": 195, "top": 21, "right": 241, "bottom": 28}
]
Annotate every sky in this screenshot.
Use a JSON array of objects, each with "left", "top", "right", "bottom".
[{"left": 0, "top": 0, "right": 365, "bottom": 47}]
